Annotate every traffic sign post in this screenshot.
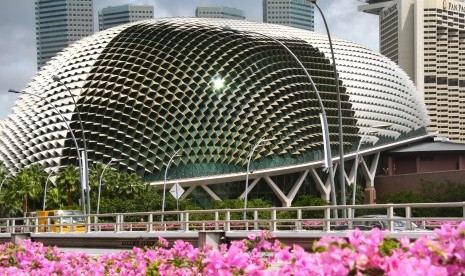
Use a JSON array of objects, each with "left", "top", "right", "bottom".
[{"left": 169, "top": 183, "right": 184, "bottom": 214}]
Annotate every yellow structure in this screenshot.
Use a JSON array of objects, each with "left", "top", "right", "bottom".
[{"left": 37, "top": 210, "right": 86, "bottom": 232}]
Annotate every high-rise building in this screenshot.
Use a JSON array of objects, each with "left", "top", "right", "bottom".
[
  {"left": 263, "top": 0, "right": 314, "bottom": 31},
  {"left": 195, "top": 6, "right": 245, "bottom": 20},
  {"left": 35, "top": 0, "right": 94, "bottom": 69},
  {"left": 99, "top": 4, "right": 154, "bottom": 31},
  {"left": 360, "top": 0, "right": 465, "bottom": 142}
]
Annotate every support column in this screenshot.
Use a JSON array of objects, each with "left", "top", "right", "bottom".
[
  {"left": 11, "top": 233, "right": 31, "bottom": 244},
  {"left": 264, "top": 176, "right": 291, "bottom": 207},
  {"left": 310, "top": 168, "right": 330, "bottom": 201},
  {"left": 364, "top": 187, "right": 376, "bottom": 204},
  {"left": 198, "top": 231, "right": 225, "bottom": 250}
]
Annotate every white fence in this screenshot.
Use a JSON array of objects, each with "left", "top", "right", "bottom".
[{"left": 1, "top": 202, "right": 465, "bottom": 234}]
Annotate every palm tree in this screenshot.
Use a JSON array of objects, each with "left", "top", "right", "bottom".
[
  {"left": 0, "top": 161, "right": 8, "bottom": 179},
  {"left": 46, "top": 187, "right": 67, "bottom": 209},
  {"left": 8, "top": 164, "right": 46, "bottom": 213},
  {"left": 117, "top": 173, "right": 145, "bottom": 199},
  {"left": 56, "top": 165, "right": 80, "bottom": 207}
]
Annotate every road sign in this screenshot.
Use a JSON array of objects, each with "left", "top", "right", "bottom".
[{"left": 169, "top": 183, "right": 184, "bottom": 200}]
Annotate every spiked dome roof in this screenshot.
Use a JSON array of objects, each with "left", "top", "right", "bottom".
[{"left": 0, "top": 18, "right": 429, "bottom": 181}]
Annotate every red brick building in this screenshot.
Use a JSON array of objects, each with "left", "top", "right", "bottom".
[{"left": 375, "top": 140, "right": 465, "bottom": 200}]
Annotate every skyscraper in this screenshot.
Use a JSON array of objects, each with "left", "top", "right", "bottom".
[
  {"left": 263, "top": 0, "right": 314, "bottom": 31},
  {"left": 35, "top": 0, "right": 94, "bottom": 69},
  {"left": 99, "top": 4, "right": 154, "bottom": 31},
  {"left": 360, "top": 0, "right": 465, "bottom": 142},
  {"left": 195, "top": 6, "right": 245, "bottom": 20}
]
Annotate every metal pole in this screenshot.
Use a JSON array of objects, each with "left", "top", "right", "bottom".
[
  {"left": 97, "top": 158, "right": 118, "bottom": 215},
  {"left": 244, "top": 137, "right": 270, "bottom": 221},
  {"left": 175, "top": 183, "right": 179, "bottom": 213},
  {"left": 53, "top": 76, "right": 91, "bottom": 215},
  {"left": 43, "top": 169, "right": 55, "bottom": 211},
  {"left": 161, "top": 149, "right": 181, "bottom": 223},
  {"left": 0, "top": 173, "right": 12, "bottom": 194},
  {"left": 82, "top": 150, "right": 90, "bottom": 215},
  {"left": 310, "top": 0, "right": 346, "bottom": 218},
  {"left": 8, "top": 89, "right": 86, "bottom": 214},
  {"left": 223, "top": 27, "right": 338, "bottom": 219}
]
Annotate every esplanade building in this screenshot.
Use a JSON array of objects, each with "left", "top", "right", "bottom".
[{"left": 0, "top": 18, "right": 430, "bottom": 206}]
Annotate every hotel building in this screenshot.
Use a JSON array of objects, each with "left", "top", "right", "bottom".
[
  {"left": 35, "top": 0, "right": 94, "bottom": 69},
  {"left": 263, "top": 0, "right": 314, "bottom": 31},
  {"left": 99, "top": 4, "right": 154, "bottom": 31},
  {"left": 359, "top": 0, "right": 465, "bottom": 142},
  {"left": 195, "top": 6, "right": 245, "bottom": 20}
]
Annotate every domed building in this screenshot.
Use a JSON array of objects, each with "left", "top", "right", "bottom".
[{"left": 0, "top": 18, "right": 430, "bottom": 206}]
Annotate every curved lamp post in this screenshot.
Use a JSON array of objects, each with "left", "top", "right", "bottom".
[
  {"left": 161, "top": 149, "right": 182, "bottom": 223},
  {"left": 244, "top": 137, "right": 271, "bottom": 220},
  {"left": 352, "top": 124, "right": 391, "bottom": 215},
  {"left": 43, "top": 169, "right": 56, "bottom": 211},
  {"left": 0, "top": 172, "right": 12, "bottom": 194},
  {"left": 8, "top": 89, "right": 86, "bottom": 214},
  {"left": 52, "top": 76, "right": 90, "bottom": 216},
  {"left": 97, "top": 158, "right": 121, "bottom": 215},
  {"left": 223, "top": 26, "right": 338, "bottom": 218},
  {"left": 309, "top": 0, "right": 347, "bottom": 218}
]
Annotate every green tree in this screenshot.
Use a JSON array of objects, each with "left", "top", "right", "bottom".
[
  {"left": 0, "top": 161, "right": 8, "bottom": 179},
  {"left": 56, "top": 165, "right": 80, "bottom": 207},
  {"left": 46, "top": 186, "right": 67, "bottom": 210},
  {"left": 7, "top": 164, "right": 46, "bottom": 213},
  {"left": 0, "top": 177, "right": 18, "bottom": 217}
]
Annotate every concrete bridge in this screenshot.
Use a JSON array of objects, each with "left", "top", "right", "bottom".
[{"left": 1, "top": 202, "right": 463, "bottom": 251}]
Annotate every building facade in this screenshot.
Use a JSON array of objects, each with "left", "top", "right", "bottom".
[
  {"left": 0, "top": 18, "right": 429, "bottom": 205},
  {"left": 35, "top": 0, "right": 94, "bottom": 69},
  {"left": 99, "top": 4, "right": 154, "bottom": 31},
  {"left": 359, "top": 0, "right": 465, "bottom": 142},
  {"left": 375, "top": 140, "right": 465, "bottom": 200},
  {"left": 263, "top": 0, "right": 314, "bottom": 31},
  {"left": 195, "top": 6, "right": 245, "bottom": 20}
]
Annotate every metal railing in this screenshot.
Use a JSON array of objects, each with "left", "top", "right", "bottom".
[{"left": 1, "top": 202, "right": 465, "bottom": 234}]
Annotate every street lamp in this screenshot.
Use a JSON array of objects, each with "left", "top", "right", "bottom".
[
  {"left": 161, "top": 149, "right": 182, "bottom": 223},
  {"left": 43, "top": 169, "right": 56, "bottom": 211},
  {"left": 352, "top": 124, "right": 391, "bottom": 215},
  {"left": 223, "top": 26, "right": 338, "bottom": 218},
  {"left": 0, "top": 172, "right": 12, "bottom": 194},
  {"left": 8, "top": 89, "right": 86, "bottom": 214},
  {"left": 309, "top": 0, "right": 347, "bottom": 218},
  {"left": 97, "top": 158, "right": 121, "bottom": 215},
  {"left": 52, "top": 75, "right": 91, "bottom": 216},
  {"left": 244, "top": 137, "right": 271, "bottom": 220}
]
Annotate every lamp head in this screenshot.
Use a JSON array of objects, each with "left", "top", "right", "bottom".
[
  {"left": 110, "top": 158, "right": 123, "bottom": 163},
  {"left": 373, "top": 124, "right": 392, "bottom": 129},
  {"left": 8, "top": 89, "right": 20, "bottom": 94},
  {"left": 52, "top": 75, "right": 60, "bottom": 82}
]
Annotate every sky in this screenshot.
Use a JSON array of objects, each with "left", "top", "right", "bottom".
[{"left": 0, "top": 0, "right": 379, "bottom": 120}]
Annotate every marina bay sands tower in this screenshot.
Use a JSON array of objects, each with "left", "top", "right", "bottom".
[{"left": 359, "top": 0, "right": 465, "bottom": 142}]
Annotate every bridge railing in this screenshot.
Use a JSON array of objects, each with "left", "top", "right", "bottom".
[{"left": 1, "top": 202, "right": 465, "bottom": 234}]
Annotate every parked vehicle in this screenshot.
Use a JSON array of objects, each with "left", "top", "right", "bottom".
[
  {"left": 36, "top": 210, "right": 86, "bottom": 232},
  {"left": 335, "top": 215, "right": 422, "bottom": 231}
]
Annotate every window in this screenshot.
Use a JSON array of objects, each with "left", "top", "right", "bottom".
[{"left": 425, "top": 76, "right": 436, "bottom": 83}]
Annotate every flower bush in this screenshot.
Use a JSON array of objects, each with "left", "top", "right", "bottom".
[{"left": 1, "top": 223, "right": 465, "bottom": 275}]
